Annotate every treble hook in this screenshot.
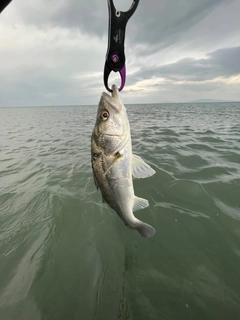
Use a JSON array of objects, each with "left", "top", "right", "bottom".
[{"left": 103, "top": 0, "right": 140, "bottom": 92}]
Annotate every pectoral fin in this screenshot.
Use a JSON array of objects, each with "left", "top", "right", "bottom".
[
  {"left": 132, "top": 154, "right": 156, "bottom": 179},
  {"left": 103, "top": 152, "right": 122, "bottom": 176}
]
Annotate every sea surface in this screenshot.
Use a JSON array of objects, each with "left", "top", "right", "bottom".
[{"left": 0, "top": 102, "right": 240, "bottom": 320}]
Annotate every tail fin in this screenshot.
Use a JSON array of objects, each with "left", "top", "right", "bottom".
[{"left": 137, "top": 221, "right": 156, "bottom": 238}]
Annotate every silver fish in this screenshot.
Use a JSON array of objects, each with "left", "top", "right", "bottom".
[{"left": 91, "top": 85, "right": 156, "bottom": 238}]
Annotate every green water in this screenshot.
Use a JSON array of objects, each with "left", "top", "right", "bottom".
[{"left": 0, "top": 102, "right": 240, "bottom": 320}]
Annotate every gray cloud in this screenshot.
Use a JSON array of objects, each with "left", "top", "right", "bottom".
[
  {"left": 9, "top": 0, "right": 232, "bottom": 46},
  {"left": 129, "top": 0, "right": 231, "bottom": 49},
  {"left": 48, "top": 0, "right": 238, "bottom": 62},
  {"left": 130, "top": 46, "right": 240, "bottom": 83}
]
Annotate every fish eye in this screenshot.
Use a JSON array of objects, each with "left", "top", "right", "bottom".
[{"left": 100, "top": 110, "right": 109, "bottom": 120}]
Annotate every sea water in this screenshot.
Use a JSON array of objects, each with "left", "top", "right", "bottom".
[{"left": 0, "top": 102, "right": 240, "bottom": 320}]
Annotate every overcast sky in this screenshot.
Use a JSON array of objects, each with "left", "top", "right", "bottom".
[{"left": 0, "top": 0, "right": 240, "bottom": 106}]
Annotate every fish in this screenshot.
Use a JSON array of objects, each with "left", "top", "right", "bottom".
[{"left": 91, "top": 84, "right": 156, "bottom": 238}]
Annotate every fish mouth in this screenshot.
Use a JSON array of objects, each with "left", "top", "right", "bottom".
[
  {"left": 111, "top": 84, "right": 120, "bottom": 99},
  {"left": 101, "top": 84, "right": 122, "bottom": 113}
]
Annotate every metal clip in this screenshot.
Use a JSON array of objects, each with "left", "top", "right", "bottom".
[{"left": 103, "top": 0, "right": 140, "bottom": 92}]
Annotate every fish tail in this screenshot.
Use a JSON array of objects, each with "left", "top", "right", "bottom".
[{"left": 136, "top": 220, "right": 156, "bottom": 238}]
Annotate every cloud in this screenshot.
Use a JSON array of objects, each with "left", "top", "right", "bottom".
[
  {"left": 123, "top": 46, "right": 240, "bottom": 103},
  {"left": 131, "top": 46, "right": 240, "bottom": 83},
  {"left": 50, "top": 0, "right": 232, "bottom": 49},
  {"left": 0, "top": 0, "right": 240, "bottom": 106},
  {"left": 4, "top": 0, "right": 236, "bottom": 49},
  {"left": 128, "top": 0, "right": 231, "bottom": 50},
  {"left": 0, "top": 22, "right": 105, "bottom": 106}
]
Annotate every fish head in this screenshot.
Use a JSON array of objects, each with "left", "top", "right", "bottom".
[{"left": 95, "top": 84, "right": 127, "bottom": 136}]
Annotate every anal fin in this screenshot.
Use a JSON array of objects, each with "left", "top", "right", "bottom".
[{"left": 133, "top": 196, "right": 149, "bottom": 212}]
